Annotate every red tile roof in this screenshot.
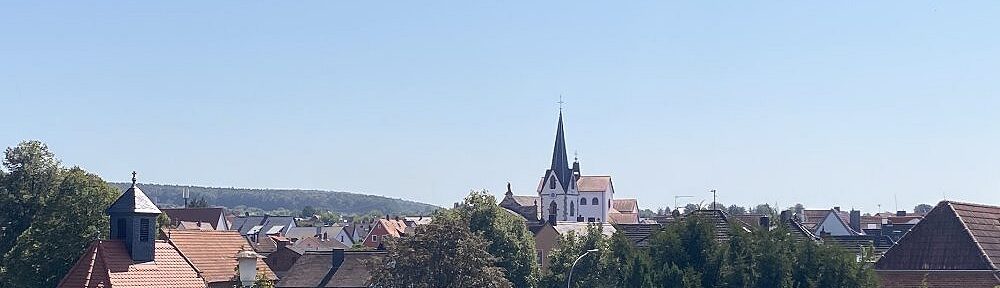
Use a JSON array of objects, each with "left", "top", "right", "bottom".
[
  {"left": 612, "top": 199, "right": 638, "bottom": 213},
  {"left": 57, "top": 240, "right": 206, "bottom": 288},
  {"left": 165, "top": 229, "right": 277, "bottom": 284},
  {"left": 608, "top": 212, "right": 639, "bottom": 224},
  {"left": 577, "top": 176, "right": 611, "bottom": 192}
]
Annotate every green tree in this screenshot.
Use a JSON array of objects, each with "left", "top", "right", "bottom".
[
  {"left": 188, "top": 196, "right": 209, "bottom": 208},
  {"left": 727, "top": 205, "right": 747, "bottom": 215},
  {"left": 300, "top": 205, "right": 318, "bottom": 218},
  {"left": 540, "top": 224, "right": 616, "bottom": 288},
  {"left": 367, "top": 215, "right": 512, "bottom": 288},
  {"left": 648, "top": 216, "right": 724, "bottom": 288},
  {"left": 0, "top": 141, "right": 118, "bottom": 288},
  {"left": 914, "top": 204, "right": 933, "bottom": 215},
  {"left": 157, "top": 212, "right": 172, "bottom": 232},
  {"left": 449, "top": 191, "right": 539, "bottom": 288}
]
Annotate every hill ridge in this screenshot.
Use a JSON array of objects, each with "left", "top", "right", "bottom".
[{"left": 109, "top": 182, "right": 440, "bottom": 216}]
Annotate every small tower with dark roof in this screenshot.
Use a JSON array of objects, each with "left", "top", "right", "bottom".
[{"left": 107, "top": 171, "right": 162, "bottom": 262}]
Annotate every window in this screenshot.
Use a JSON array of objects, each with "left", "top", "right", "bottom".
[
  {"left": 570, "top": 202, "right": 575, "bottom": 216},
  {"left": 592, "top": 197, "right": 599, "bottom": 205},
  {"left": 580, "top": 197, "right": 587, "bottom": 205},
  {"left": 115, "top": 219, "right": 127, "bottom": 240},
  {"left": 372, "top": 235, "right": 378, "bottom": 242},
  {"left": 549, "top": 176, "right": 556, "bottom": 189},
  {"left": 587, "top": 217, "right": 595, "bottom": 222},
  {"left": 139, "top": 219, "right": 150, "bottom": 242}
]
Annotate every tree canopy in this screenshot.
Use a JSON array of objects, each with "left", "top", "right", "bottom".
[{"left": 0, "top": 141, "right": 119, "bottom": 288}]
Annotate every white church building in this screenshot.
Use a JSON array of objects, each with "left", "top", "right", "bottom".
[{"left": 501, "top": 112, "right": 638, "bottom": 224}]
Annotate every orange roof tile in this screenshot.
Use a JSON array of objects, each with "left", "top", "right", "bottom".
[
  {"left": 165, "top": 229, "right": 277, "bottom": 284},
  {"left": 58, "top": 240, "right": 206, "bottom": 288},
  {"left": 577, "top": 176, "right": 611, "bottom": 192}
]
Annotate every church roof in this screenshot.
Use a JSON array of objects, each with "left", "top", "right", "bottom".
[
  {"left": 548, "top": 112, "right": 573, "bottom": 192},
  {"left": 107, "top": 172, "right": 161, "bottom": 215},
  {"left": 577, "top": 176, "right": 611, "bottom": 192}
]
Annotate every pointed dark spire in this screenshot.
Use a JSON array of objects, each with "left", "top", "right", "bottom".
[{"left": 550, "top": 112, "right": 573, "bottom": 191}]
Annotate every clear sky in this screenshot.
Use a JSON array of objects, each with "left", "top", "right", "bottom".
[{"left": 3, "top": 1, "right": 1000, "bottom": 212}]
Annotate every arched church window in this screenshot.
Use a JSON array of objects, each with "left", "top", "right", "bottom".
[
  {"left": 570, "top": 202, "right": 575, "bottom": 216},
  {"left": 580, "top": 197, "right": 587, "bottom": 205},
  {"left": 549, "top": 176, "right": 556, "bottom": 189},
  {"left": 549, "top": 201, "right": 558, "bottom": 216},
  {"left": 592, "top": 197, "right": 599, "bottom": 205}
]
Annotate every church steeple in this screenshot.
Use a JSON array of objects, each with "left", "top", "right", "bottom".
[{"left": 549, "top": 112, "right": 573, "bottom": 192}]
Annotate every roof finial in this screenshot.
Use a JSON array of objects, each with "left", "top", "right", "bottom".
[
  {"left": 574, "top": 150, "right": 579, "bottom": 162},
  {"left": 131, "top": 171, "right": 137, "bottom": 187}
]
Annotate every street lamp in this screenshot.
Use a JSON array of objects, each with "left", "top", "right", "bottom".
[
  {"left": 566, "top": 248, "right": 599, "bottom": 288},
  {"left": 235, "top": 247, "right": 261, "bottom": 287}
]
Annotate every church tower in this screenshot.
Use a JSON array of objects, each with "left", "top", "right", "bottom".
[
  {"left": 538, "top": 112, "right": 579, "bottom": 222},
  {"left": 107, "top": 171, "right": 162, "bottom": 262}
]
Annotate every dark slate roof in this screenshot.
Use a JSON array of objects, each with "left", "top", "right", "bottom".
[
  {"left": 785, "top": 218, "right": 820, "bottom": 242},
  {"left": 161, "top": 208, "right": 225, "bottom": 229},
  {"left": 616, "top": 223, "right": 662, "bottom": 247},
  {"left": 232, "top": 215, "right": 295, "bottom": 236},
  {"left": 687, "top": 210, "right": 742, "bottom": 242},
  {"left": 875, "top": 200, "right": 1000, "bottom": 271},
  {"left": 548, "top": 112, "right": 573, "bottom": 192},
  {"left": 107, "top": 184, "right": 161, "bottom": 215},
  {"left": 276, "top": 250, "right": 386, "bottom": 288},
  {"left": 822, "top": 235, "right": 894, "bottom": 258}
]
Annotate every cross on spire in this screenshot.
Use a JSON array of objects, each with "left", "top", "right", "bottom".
[
  {"left": 131, "top": 171, "right": 137, "bottom": 187},
  {"left": 557, "top": 95, "right": 565, "bottom": 112}
]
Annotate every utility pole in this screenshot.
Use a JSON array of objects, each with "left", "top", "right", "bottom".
[{"left": 710, "top": 189, "right": 717, "bottom": 210}]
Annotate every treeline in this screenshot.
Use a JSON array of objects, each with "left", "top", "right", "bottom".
[
  {"left": 109, "top": 182, "right": 440, "bottom": 216},
  {"left": 542, "top": 217, "right": 877, "bottom": 287},
  {"left": 371, "top": 191, "right": 878, "bottom": 288}
]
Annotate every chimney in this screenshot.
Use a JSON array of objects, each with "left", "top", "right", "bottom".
[
  {"left": 315, "top": 226, "right": 322, "bottom": 238},
  {"left": 759, "top": 215, "right": 770, "bottom": 228},
  {"left": 332, "top": 248, "right": 345, "bottom": 267},
  {"left": 323, "top": 232, "right": 328, "bottom": 241},
  {"left": 896, "top": 211, "right": 906, "bottom": 217},
  {"left": 244, "top": 212, "right": 249, "bottom": 217},
  {"left": 779, "top": 210, "right": 791, "bottom": 223},
  {"left": 849, "top": 210, "right": 861, "bottom": 232}
]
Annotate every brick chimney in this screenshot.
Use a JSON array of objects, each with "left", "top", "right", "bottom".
[{"left": 849, "top": 210, "right": 861, "bottom": 232}]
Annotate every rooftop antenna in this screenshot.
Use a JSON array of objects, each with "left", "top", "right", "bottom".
[
  {"left": 894, "top": 194, "right": 898, "bottom": 212},
  {"left": 674, "top": 195, "right": 694, "bottom": 211}
]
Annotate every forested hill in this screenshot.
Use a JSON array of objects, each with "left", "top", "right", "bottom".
[{"left": 110, "top": 183, "right": 440, "bottom": 216}]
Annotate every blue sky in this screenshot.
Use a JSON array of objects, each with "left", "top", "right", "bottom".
[{"left": 2, "top": 1, "right": 1000, "bottom": 212}]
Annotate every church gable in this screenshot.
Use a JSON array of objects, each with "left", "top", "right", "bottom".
[{"left": 876, "top": 201, "right": 995, "bottom": 270}]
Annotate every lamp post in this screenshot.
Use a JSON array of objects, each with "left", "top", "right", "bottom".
[{"left": 566, "top": 248, "right": 599, "bottom": 288}]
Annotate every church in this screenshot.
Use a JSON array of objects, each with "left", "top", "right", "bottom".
[{"left": 500, "top": 112, "right": 639, "bottom": 224}]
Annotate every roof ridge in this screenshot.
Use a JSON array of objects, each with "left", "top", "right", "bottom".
[
  {"left": 943, "top": 200, "right": 1000, "bottom": 209},
  {"left": 946, "top": 202, "right": 999, "bottom": 270}
]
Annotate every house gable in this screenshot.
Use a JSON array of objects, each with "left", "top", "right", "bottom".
[{"left": 876, "top": 201, "right": 994, "bottom": 270}]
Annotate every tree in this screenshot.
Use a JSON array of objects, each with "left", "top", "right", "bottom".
[
  {"left": 367, "top": 215, "right": 512, "bottom": 288},
  {"left": 914, "top": 204, "right": 933, "bottom": 215},
  {"left": 726, "top": 205, "right": 747, "bottom": 215},
  {"left": 300, "top": 205, "right": 318, "bottom": 218},
  {"left": 449, "top": 191, "right": 538, "bottom": 288},
  {"left": 539, "top": 224, "right": 615, "bottom": 288},
  {"left": 648, "top": 216, "right": 724, "bottom": 288},
  {"left": 0, "top": 141, "right": 118, "bottom": 288},
  {"left": 188, "top": 196, "right": 209, "bottom": 208},
  {"left": 157, "top": 213, "right": 172, "bottom": 231}
]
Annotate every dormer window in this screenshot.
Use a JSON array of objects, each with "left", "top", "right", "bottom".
[{"left": 549, "top": 176, "right": 556, "bottom": 189}]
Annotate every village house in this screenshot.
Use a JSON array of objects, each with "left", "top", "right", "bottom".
[
  {"left": 160, "top": 207, "right": 230, "bottom": 230},
  {"left": 276, "top": 248, "right": 386, "bottom": 288},
  {"left": 532, "top": 221, "right": 616, "bottom": 271},
  {"left": 361, "top": 217, "right": 407, "bottom": 249},
  {"left": 165, "top": 229, "right": 278, "bottom": 288},
  {"left": 875, "top": 200, "right": 1000, "bottom": 287}
]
